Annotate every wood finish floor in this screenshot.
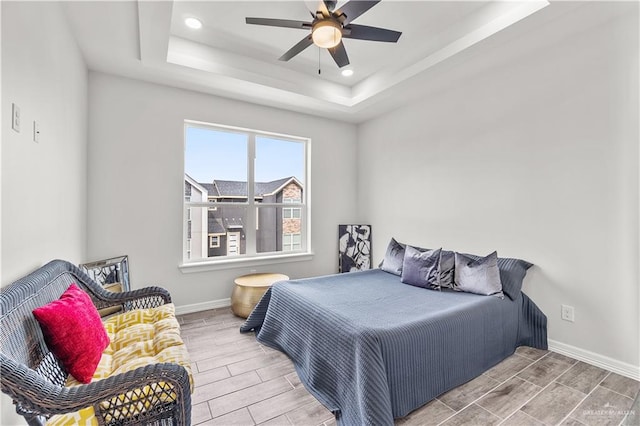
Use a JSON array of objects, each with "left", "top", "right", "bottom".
[{"left": 178, "top": 308, "right": 640, "bottom": 426}]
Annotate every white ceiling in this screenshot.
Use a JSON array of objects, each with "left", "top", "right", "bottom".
[
  {"left": 61, "top": 0, "right": 605, "bottom": 123},
  {"left": 169, "top": 1, "right": 490, "bottom": 86}
]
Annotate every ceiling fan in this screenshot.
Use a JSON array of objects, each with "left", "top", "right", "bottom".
[{"left": 246, "top": 0, "right": 402, "bottom": 68}]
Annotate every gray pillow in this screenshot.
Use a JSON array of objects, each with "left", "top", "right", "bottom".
[
  {"left": 454, "top": 251, "right": 504, "bottom": 298},
  {"left": 379, "top": 238, "right": 406, "bottom": 276},
  {"left": 439, "top": 250, "right": 455, "bottom": 289},
  {"left": 402, "top": 246, "right": 455, "bottom": 288},
  {"left": 463, "top": 253, "right": 532, "bottom": 300},
  {"left": 401, "top": 246, "right": 442, "bottom": 290}
]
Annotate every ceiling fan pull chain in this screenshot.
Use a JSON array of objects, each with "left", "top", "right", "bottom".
[{"left": 318, "top": 47, "right": 321, "bottom": 75}]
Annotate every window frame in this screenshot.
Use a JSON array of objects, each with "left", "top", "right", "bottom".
[{"left": 180, "top": 120, "right": 313, "bottom": 272}]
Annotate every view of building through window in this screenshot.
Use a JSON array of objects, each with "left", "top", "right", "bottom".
[{"left": 184, "top": 122, "right": 308, "bottom": 261}]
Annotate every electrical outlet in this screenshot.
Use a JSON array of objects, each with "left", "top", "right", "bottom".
[
  {"left": 12, "top": 103, "right": 20, "bottom": 132},
  {"left": 561, "top": 304, "right": 575, "bottom": 322}
]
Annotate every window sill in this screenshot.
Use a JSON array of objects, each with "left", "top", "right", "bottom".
[{"left": 178, "top": 252, "right": 314, "bottom": 273}]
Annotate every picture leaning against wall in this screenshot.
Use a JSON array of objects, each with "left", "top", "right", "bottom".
[{"left": 338, "top": 225, "right": 372, "bottom": 273}]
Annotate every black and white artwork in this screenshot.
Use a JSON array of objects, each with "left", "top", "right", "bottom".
[
  {"left": 338, "top": 225, "right": 372, "bottom": 273},
  {"left": 80, "top": 255, "right": 131, "bottom": 291}
]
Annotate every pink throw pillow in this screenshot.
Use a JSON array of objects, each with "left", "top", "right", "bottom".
[{"left": 33, "top": 284, "right": 110, "bottom": 383}]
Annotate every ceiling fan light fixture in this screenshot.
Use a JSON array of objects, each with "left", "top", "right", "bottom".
[
  {"left": 312, "top": 20, "right": 342, "bottom": 48},
  {"left": 246, "top": 1, "right": 401, "bottom": 69}
]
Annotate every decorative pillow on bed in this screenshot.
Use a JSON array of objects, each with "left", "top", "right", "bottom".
[
  {"left": 407, "top": 247, "right": 455, "bottom": 288},
  {"left": 401, "top": 246, "right": 442, "bottom": 290},
  {"left": 380, "top": 238, "right": 406, "bottom": 276},
  {"left": 454, "top": 251, "right": 504, "bottom": 298},
  {"left": 462, "top": 253, "right": 533, "bottom": 300},
  {"left": 438, "top": 250, "right": 455, "bottom": 289},
  {"left": 32, "top": 284, "right": 110, "bottom": 383}
]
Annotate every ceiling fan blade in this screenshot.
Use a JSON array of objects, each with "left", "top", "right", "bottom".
[
  {"left": 333, "top": 0, "right": 380, "bottom": 25},
  {"left": 279, "top": 35, "right": 314, "bottom": 61},
  {"left": 328, "top": 41, "right": 350, "bottom": 68},
  {"left": 246, "top": 17, "right": 312, "bottom": 30},
  {"left": 343, "top": 24, "right": 401, "bottom": 42}
]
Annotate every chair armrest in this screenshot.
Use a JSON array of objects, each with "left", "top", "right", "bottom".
[
  {"left": 90, "top": 286, "right": 172, "bottom": 311},
  {"left": 1, "top": 357, "right": 191, "bottom": 425}
]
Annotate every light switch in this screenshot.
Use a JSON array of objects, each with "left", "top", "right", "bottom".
[
  {"left": 12, "top": 103, "right": 20, "bottom": 132},
  {"left": 33, "top": 121, "right": 40, "bottom": 143},
  {"left": 33, "top": 121, "right": 40, "bottom": 142}
]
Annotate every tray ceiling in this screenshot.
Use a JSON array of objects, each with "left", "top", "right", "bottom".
[{"left": 63, "top": 1, "right": 553, "bottom": 122}]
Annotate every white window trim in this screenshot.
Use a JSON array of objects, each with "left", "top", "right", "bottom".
[
  {"left": 182, "top": 119, "right": 312, "bottom": 267},
  {"left": 179, "top": 252, "right": 314, "bottom": 273}
]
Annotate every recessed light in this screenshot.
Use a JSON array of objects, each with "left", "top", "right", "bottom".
[
  {"left": 341, "top": 69, "right": 354, "bottom": 77},
  {"left": 185, "top": 17, "right": 202, "bottom": 30}
]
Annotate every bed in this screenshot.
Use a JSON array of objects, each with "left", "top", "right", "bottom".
[{"left": 240, "top": 268, "right": 547, "bottom": 426}]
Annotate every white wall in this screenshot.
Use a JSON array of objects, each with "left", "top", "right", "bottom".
[
  {"left": 357, "top": 4, "right": 639, "bottom": 372},
  {"left": 87, "top": 72, "right": 357, "bottom": 308},
  {"left": 1, "top": 2, "right": 88, "bottom": 423},
  {"left": 1, "top": 1, "right": 88, "bottom": 284}
]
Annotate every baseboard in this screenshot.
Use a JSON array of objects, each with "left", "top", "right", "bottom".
[
  {"left": 548, "top": 339, "right": 640, "bottom": 381},
  {"left": 175, "top": 298, "right": 231, "bottom": 315}
]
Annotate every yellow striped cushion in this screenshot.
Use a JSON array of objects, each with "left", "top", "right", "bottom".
[{"left": 47, "top": 304, "right": 192, "bottom": 426}]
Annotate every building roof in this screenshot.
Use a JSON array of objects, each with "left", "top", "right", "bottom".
[
  {"left": 205, "top": 177, "right": 301, "bottom": 198},
  {"left": 255, "top": 177, "right": 294, "bottom": 196},
  {"left": 207, "top": 215, "right": 226, "bottom": 234},
  {"left": 200, "top": 183, "right": 218, "bottom": 197},
  {"left": 213, "top": 180, "right": 249, "bottom": 197},
  {"left": 185, "top": 174, "right": 209, "bottom": 197}
]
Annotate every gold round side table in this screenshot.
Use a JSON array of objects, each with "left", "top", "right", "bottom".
[{"left": 231, "top": 273, "right": 289, "bottom": 318}]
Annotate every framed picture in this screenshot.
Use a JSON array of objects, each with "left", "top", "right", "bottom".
[
  {"left": 338, "top": 225, "right": 372, "bottom": 273},
  {"left": 80, "top": 255, "right": 130, "bottom": 291}
]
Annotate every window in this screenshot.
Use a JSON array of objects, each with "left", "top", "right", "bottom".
[
  {"left": 283, "top": 233, "right": 302, "bottom": 251},
  {"left": 283, "top": 198, "right": 302, "bottom": 219},
  {"left": 183, "top": 121, "right": 309, "bottom": 264},
  {"left": 209, "top": 235, "right": 220, "bottom": 248}
]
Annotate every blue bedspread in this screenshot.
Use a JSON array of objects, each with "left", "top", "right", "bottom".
[{"left": 240, "top": 269, "right": 547, "bottom": 426}]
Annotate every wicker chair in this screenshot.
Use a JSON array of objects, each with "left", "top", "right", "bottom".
[{"left": 0, "top": 259, "right": 192, "bottom": 426}]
